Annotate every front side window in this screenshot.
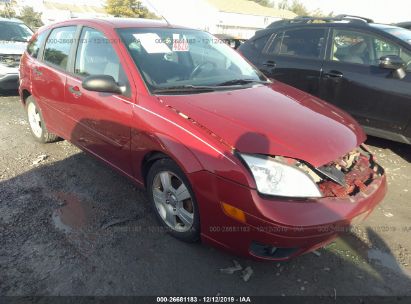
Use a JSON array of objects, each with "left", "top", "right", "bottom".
[
  {"left": 332, "top": 30, "right": 374, "bottom": 65},
  {"left": 74, "top": 27, "right": 128, "bottom": 87},
  {"left": 332, "top": 29, "right": 411, "bottom": 70},
  {"left": 0, "top": 21, "right": 33, "bottom": 42},
  {"left": 27, "top": 31, "right": 47, "bottom": 59},
  {"left": 373, "top": 37, "right": 411, "bottom": 71},
  {"left": 270, "top": 28, "right": 326, "bottom": 59},
  {"left": 44, "top": 26, "right": 77, "bottom": 70},
  {"left": 117, "top": 28, "right": 267, "bottom": 93}
]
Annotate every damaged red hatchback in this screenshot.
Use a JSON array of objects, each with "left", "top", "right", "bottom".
[{"left": 19, "top": 18, "right": 387, "bottom": 261}]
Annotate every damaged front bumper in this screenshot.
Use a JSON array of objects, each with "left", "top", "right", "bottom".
[{"left": 188, "top": 146, "right": 387, "bottom": 261}]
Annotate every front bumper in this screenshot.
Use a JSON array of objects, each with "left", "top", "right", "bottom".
[
  {"left": 189, "top": 169, "right": 387, "bottom": 261},
  {"left": 0, "top": 73, "right": 19, "bottom": 90}
]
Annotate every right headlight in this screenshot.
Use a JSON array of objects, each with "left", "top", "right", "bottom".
[{"left": 240, "top": 153, "right": 322, "bottom": 198}]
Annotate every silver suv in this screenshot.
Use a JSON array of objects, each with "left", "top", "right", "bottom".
[{"left": 0, "top": 18, "right": 33, "bottom": 92}]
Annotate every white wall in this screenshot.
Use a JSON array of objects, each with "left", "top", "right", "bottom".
[
  {"left": 142, "top": 0, "right": 217, "bottom": 31},
  {"left": 142, "top": 0, "right": 282, "bottom": 39},
  {"left": 216, "top": 11, "right": 280, "bottom": 38}
]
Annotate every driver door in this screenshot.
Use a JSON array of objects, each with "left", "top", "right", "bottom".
[{"left": 319, "top": 28, "right": 411, "bottom": 137}]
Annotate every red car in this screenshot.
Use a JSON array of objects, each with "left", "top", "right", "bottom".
[{"left": 19, "top": 18, "right": 387, "bottom": 261}]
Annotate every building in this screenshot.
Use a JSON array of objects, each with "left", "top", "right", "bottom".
[
  {"left": 207, "top": 0, "right": 296, "bottom": 38},
  {"left": 6, "top": 0, "right": 296, "bottom": 38},
  {"left": 144, "top": 0, "right": 296, "bottom": 38}
]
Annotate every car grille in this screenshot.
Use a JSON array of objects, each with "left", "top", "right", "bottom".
[
  {"left": 0, "top": 54, "right": 21, "bottom": 68},
  {"left": 317, "top": 146, "right": 384, "bottom": 198}
]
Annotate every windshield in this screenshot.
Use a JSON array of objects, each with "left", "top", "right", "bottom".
[
  {"left": 0, "top": 21, "right": 33, "bottom": 42},
  {"left": 117, "top": 28, "right": 267, "bottom": 93},
  {"left": 382, "top": 27, "right": 411, "bottom": 45}
]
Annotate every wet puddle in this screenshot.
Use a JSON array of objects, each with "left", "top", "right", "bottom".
[{"left": 52, "top": 192, "right": 91, "bottom": 233}]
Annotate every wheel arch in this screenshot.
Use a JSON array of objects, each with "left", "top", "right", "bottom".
[
  {"left": 21, "top": 89, "right": 31, "bottom": 106},
  {"left": 138, "top": 134, "right": 204, "bottom": 187}
]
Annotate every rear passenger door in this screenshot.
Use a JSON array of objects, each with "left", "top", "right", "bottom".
[
  {"left": 32, "top": 26, "right": 78, "bottom": 138},
  {"left": 257, "top": 27, "right": 328, "bottom": 95},
  {"left": 65, "top": 26, "right": 134, "bottom": 176}
]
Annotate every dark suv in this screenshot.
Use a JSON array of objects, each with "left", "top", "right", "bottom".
[
  {"left": 396, "top": 22, "right": 411, "bottom": 30},
  {"left": 239, "top": 15, "right": 411, "bottom": 145}
]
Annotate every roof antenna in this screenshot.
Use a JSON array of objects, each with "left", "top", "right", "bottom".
[{"left": 143, "top": 0, "right": 171, "bottom": 26}]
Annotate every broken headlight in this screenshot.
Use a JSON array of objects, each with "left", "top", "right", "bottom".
[{"left": 240, "top": 154, "right": 322, "bottom": 198}]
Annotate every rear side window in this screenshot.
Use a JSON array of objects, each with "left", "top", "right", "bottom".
[
  {"left": 27, "top": 31, "right": 47, "bottom": 59},
  {"left": 271, "top": 28, "right": 326, "bottom": 59},
  {"left": 44, "top": 26, "right": 77, "bottom": 70},
  {"left": 249, "top": 35, "right": 270, "bottom": 52}
]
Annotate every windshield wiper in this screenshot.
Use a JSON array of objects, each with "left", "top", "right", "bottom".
[
  {"left": 152, "top": 84, "right": 235, "bottom": 94},
  {"left": 215, "top": 79, "right": 271, "bottom": 87}
]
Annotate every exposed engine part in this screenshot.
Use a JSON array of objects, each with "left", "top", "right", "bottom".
[{"left": 316, "top": 146, "right": 383, "bottom": 198}]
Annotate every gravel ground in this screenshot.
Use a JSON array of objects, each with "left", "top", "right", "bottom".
[{"left": 1, "top": 93, "right": 411, "bottom": 296}]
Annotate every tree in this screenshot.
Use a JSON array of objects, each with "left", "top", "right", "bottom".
[
  {"left": 249, "top": 0, "right": 272, "bottom": 7},
  {"left": 106, "top": 0, "right": 159, "bottom": 19},
  {"left": 0, "top": 0, "right": 17, "bottom": 18},
  {"left": 276, "top": 0, "right": 333, "bottom": 17},
  {"left": 288, "top": 0, "right": 309, "bottom": 16},
  {"left": 18, "top": 6, "right": 43, "bottom": 29}
]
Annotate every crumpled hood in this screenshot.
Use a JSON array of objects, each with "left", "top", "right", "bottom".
[
  {"left": 0, "top": 41, "right": 26, "bottom": 55},
  {"left": 157, "top": 82, "right": 366, "bottom": 167}
]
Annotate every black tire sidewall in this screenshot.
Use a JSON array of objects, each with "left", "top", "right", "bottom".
[{"left": 146, "top": 158, "right": 201, "bottom": 243}]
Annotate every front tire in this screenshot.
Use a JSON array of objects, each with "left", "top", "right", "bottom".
[
  {"left": 26, "top": 96, "right": 59, "bottom": 143},
  {"left": 146, "top": 158, "right": 200, "bottom": 243}
]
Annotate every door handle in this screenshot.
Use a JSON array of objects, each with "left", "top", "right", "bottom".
[
  {"left": 323, "top": 70, "right": 343, "bottom": 78},
  {"left": 69, "top": 86, "right": 82, "bottom": 97},
  {"left": 262, "top": 60, "right": 276, "bottom": 68},
  {"left": 33, "top": 67, "right": 42, "bottom": 76}
]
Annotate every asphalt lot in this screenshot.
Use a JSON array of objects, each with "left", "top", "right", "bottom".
[{"left": 1, "top": 92, "right": 411, "bottom": 296}]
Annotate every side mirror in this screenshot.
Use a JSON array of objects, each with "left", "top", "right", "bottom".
[
  {"left": 379, "top": 55, "right": 405, "bottom": 70},
  {"left": 379, "top": 55, "right": 407, "bottom": 79},
  {"left": 82, "top": 75, "right": 123, "bottom": 94}
]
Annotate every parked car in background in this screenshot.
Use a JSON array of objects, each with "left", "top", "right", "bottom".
[
  {"left": 239, "top": 15, "right": 411, "bottom": 145},
  {"left": 19, "top": 18, "right": 386, "bottom": 261},
  {"left": 0, "top": 17, "right": 33, "bottom": 92},
  {"left": 396, "top": 22, "right": 411, "bottom": 30},
  {"left": 213, "top": 33, "right": 246, "bottom": 49}
]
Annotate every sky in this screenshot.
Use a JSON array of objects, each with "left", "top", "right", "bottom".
[{"left": 295, "top": 0, "right": 410, "bottom": 23}]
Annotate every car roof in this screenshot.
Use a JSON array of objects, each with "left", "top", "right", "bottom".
[
  {"left": 46, "top": 17, "right": 188, "bottom": 29},
  {"left": 258, "top": 16, "right": 408, "bottom": 38},
  {"left": 0, "top": 17, "right": 24, "bottom": 23},
  {"left": 370, "top": 23, "right": 403, "bottom": 30},
  {"left": 396, "top": 21, "right": 411, "bottom": 27}
]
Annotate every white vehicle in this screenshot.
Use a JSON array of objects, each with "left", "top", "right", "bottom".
[{"left": 0, "top": 18, "right": 33, "bottom": 92}]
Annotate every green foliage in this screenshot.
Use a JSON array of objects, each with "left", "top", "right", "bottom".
[
  {"left": 248, "top": 0, "right": 272, "bottom": 7},
  {"left": 286, "top": 0, "right": 309, "bottom": 16},
  {"left": 0, "top": 1, "right": 17, "bottom": 18},
  {"left": 276, "top": 0, "right": 334, "bottom": 17},
  {"left": 105, "top": 0, "right": 159, "bottom": 19},
  {"left": 18, "top": 6, "right": 43, "bottom": 29}
]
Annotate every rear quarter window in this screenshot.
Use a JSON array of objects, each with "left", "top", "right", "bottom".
[{"left": 27, "top": 31, "right": 47, "bottom": 59}]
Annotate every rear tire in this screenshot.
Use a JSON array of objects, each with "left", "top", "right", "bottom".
[
  {"left": 146, "top": 158, "right": 200, "bottom": 243},
  {"left": 26, "top": 96, "right": 59, "bottom": 143}
]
